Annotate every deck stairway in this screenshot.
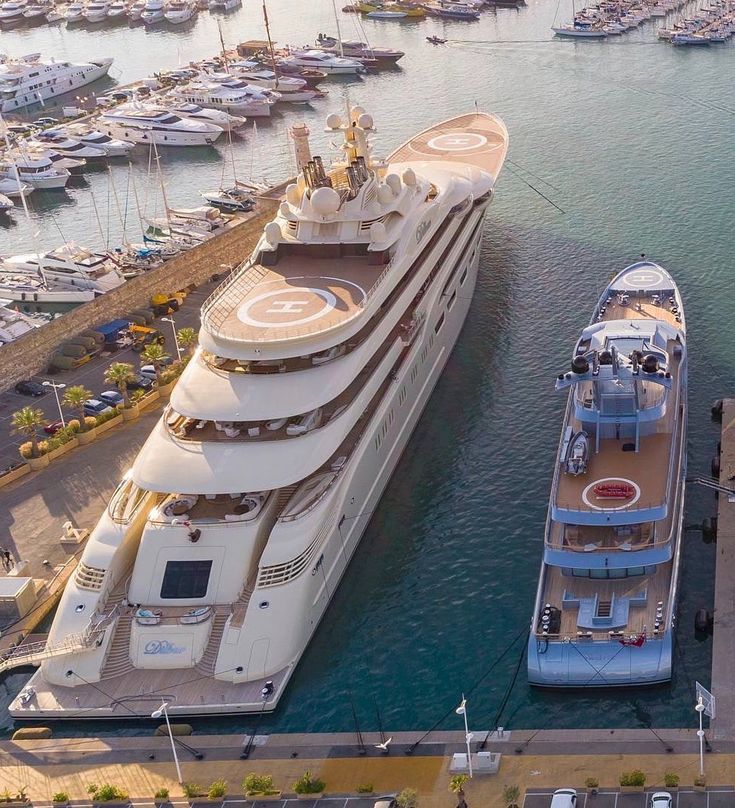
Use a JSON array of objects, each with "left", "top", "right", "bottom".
[
  {"left": 100, "top": 615, "right": 133, "bottom": 680},
  {"left": 195, "top": 613, "right": 229, "bottom": 676}
]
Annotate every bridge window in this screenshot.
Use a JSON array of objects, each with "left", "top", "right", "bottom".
[{"left": 160, "top": 560, "right": 212, "bottom": 599}]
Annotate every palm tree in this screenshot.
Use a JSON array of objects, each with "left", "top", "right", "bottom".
[
  {"left": 177, "top": 327, "right": 197, "bottom": 356},
  {"left": 104, "top": 362, "right": 136, "bottom": 408},
  {"left": 11, "top": 406, "right": 45, "bottom": 458},
  {"left": 62, "top": 384, "right": 93, "bottom": 431},
  {"left": 140, "top": 342, "right": 171, "bottom": 386},
  {"left": 502, "top": 785, "right": 521, "bottom": 808}
]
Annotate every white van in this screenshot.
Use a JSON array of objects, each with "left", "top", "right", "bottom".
[{"left": 550, "top": 789, "right": 577, "bottom": 808}]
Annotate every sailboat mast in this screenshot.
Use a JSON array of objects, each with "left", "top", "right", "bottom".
[
  {"left": 218, "top": 22, "right": 229, "bottom": 73},
  {"left": 262, "top": 0, "right": 279, "bottom": 87},
  {"left": 152, "top": 141, "right": 172, "bottom": 232},
  {"left": 332, "top": 0, "right": 345, "bottom": 56},
  {"left": 0, "top": 113, "right": 30, "bottom": 221}
]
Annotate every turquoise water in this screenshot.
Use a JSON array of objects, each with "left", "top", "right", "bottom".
[{"left": 0, "top": 0, "right": 729, "bottom": 735}]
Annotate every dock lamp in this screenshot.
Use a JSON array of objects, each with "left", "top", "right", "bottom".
[
  {"left": 161, "top": 316, "right": 181, "bottom": 359},
  {"left": 151, "top": 700, "right": 183, "bottom": 784},
  {"left": 456, "top": 695, "right": 473, "bottom": 778},
  {"left": 42, "top": 380, "right": 66, "bottom": 428},
  {"left": 695, "top": 697, "right": 706, "bottom": 777}
]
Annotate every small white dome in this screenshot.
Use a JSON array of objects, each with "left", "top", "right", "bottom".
[
  {"left": 351, "top": 105, "right": 366, "bottom": 119},
  {"left": 264, "top": 222, "right": 281, "bottom": 245},
  {"left": 279, "top": 201, "right": 291, "bottom": 217},
  {"left": 370, "top": 221, "right": 387, "bottom": 243},
  {"left": 286, "top": 183, "right": 300, "bottom": 205},
  {"left": 310, "top": 186, "right": 341, "bottom": 216},
  {"left": 357, "top": 113, "right": 374, "bottom": 130},
  {"left": 385, "top": 173, "right": 401, "bottom": 194},
  {"left": 401, "top": 168, "right": 417, "bottom": 187},
  {"left": 377, "top": 184, "right": 393, "bottom": 205},
  {"left": 325, "top": 113, "right": 342, "bottom": 130}
]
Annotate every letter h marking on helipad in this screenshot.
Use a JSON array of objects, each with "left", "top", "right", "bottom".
[{"left": 266, "top": 299, "right": 309, "bottom": 314}]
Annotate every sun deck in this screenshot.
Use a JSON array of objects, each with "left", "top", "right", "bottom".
[
  {"left": 389, "top": 112, "right": 508, "bottom": 180},
  {"left": 539, "top": 560, "right": 672, "bottom": 640}
]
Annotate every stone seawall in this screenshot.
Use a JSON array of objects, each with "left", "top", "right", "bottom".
[{"left": 0, "top": 201, "right": 278, "bottom": 391}]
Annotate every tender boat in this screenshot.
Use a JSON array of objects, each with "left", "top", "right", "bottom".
[
  {"left": 528, "top": 261, "right": 687, "bottom": 688},
  {"left": 278, "top": 50, "right": 366, "bottom": 75},
  {"left": 200, "top": 184, "right": 255, "bottom": 212},
  {"left": 314, "top": 34, "right": 405, "bottom": 62}
]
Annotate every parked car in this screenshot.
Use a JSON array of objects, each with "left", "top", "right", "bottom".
[
  {"left": 373, "top": 800, "right": 397, "bottom": 808},
  {"left": 33, "top": 116, "right": 59, "bottom": 127},
  {"left": 139, "top": 358, "right": 174, "bottom": 379},
  {"left": 83, "top": 399, "right": 114, "bottom": 417},
  {"left": 650, "top": 794, "right": 672, "bottom": 808},
  {"left": 43, "top": 420, "right": 64, "bottom": 435},
  {"left": 550, "top": 789, "right": 577, "bottom": 808},
  {"left": 99, "top": 390, "right": 124, "bottom": 407},
  {"left": 15, "top": 380, "right": 47, "bottom": 397},
  {"left": 126, "top": 375, "right": 154, "bottom": 391}
]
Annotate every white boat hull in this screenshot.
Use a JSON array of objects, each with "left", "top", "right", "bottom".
[
  {"left": 98, "top": 122, "right": 219, "bottom": 147},
  {"left": 0, "top": 60, "right": 113, "bottom": 114}
]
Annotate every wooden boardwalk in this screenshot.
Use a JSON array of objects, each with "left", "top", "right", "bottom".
[{"left": 711, "top": 398, "right": 735, "bottom": 739}]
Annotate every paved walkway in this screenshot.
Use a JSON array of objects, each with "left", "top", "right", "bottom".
[
  {"left": 0, "top": 744, "right": 733, "bottom": 807},
  {"left": 711, "top": 399, "right": 735, "bottom": 739}
]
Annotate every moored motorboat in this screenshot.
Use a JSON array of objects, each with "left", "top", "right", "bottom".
[{"left": 528, "top": 261, "right": 687, "bottom": 688}]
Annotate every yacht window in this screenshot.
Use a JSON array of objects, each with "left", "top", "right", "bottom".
[
  {"left": 160, "top": 559, "right": 212, "bottom": 598},
  {"left": 434, "top": 314, "right": 445, "bottom": 333}
]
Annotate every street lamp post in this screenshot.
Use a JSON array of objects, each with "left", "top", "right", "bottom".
[
  {"left": 161, "top": 316, "right": 181, "bottom": 359},
  {"left": 151, "top": 701, "right": 183, "bottom": 784},
  {"left": 42, "top": 380, "right": 66, "bottom": 428},
  {"left": 456, "top": 695, "right": 473, "bottom": 778},
  {"left": 695, "top": 697, "right": 706, "bottom": 778}
]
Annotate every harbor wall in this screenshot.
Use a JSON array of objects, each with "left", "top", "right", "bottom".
[{"left": 0, "top": 201, "right": 278, "bottom": 391}]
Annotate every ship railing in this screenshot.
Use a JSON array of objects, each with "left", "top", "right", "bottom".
[
  {"left": 0, "top": 620, "right": 108, "bottom": 674},
  {"left": 201, "top": 253, "right": 398, "bottom": 344}
]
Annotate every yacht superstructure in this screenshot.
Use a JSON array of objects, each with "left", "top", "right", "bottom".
[
  {"left": 0, "top": 54, "right": 113, "bottom": 113},
  {"left": 527, "top": 262, "right": 686, "bottom": 687},
  {"left": 10, "top": 104, "right": 508, "bottom": 719}
]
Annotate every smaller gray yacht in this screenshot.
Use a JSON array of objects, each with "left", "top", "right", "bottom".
[{"left": 528, "top": 261, "right": 687, "bottom": 688}]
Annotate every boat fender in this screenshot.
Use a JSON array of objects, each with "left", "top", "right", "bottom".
[
  {"left": 702, "top": 517, "right": 718, "bottom": 543},
  {"left": 712, "top": 399, "right": 724, "bottom": 420},
  {"left": 571, "top": 355, "right": 589, "bottom": 374},
  {"left": 694, "top": 608, "right": 713, "bottom": 635}
]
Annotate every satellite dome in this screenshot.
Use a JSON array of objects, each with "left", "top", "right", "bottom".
[
  {"left": 351, "top": 105, "right": 366, "bottom": 119},
  {"left": 279, "top": 202, "right": 291, "bottom": 217},
  {"left": 377, "top": 184, "right": 393, "bottom": 205},
  {"left": 385, "top": 173, "right": 401, "bottom": 194},
  {"left": 310, "top": 186, "right": 341, "bottom": 215},
  {"left": 401, "top": 168, "right": 417, "bottom": 187},
  {"left": 370, "top": 222, "right": 387, "bottom": 243},
  {"left": 264, "top": 222, "right": 281, "bottom": 245},
  {"left": 325, "top": 113, "right": 342, "bottom": 130},
  {"left": 358, "top": 112, "right": 374, "bottom": 130},
  {"left": 286, "top": 183, "right": 300, "bottom": 205}
]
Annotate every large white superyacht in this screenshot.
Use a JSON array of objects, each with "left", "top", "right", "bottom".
[
  {"left": 527, "top": 262, "right": 687, "bottom": 687},
  {"left": 0, "top": 54, "right": 113, "bottom": 113},
  {"left": 10, "top": 104, "right": 508, "bottom": 719}
]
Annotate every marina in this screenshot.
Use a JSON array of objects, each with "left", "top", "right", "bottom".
[{"left": 0, "top": 0, "right": 731, "bottom": 743}]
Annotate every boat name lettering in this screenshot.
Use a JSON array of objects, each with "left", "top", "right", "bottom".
[
  {"left": 144, "top": 640, "right": 186, "bottom": 655},
  {"left": 415, "top": 218, "right": 432, "bottom": 244}
]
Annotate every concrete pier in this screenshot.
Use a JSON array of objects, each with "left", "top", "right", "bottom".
[{"left": 711, "top": 398, "right": 735, "bottom": 739}]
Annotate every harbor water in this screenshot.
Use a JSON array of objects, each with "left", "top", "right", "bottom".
[{"left": 0, "top": 0, "right": 730, "bottom": 736}]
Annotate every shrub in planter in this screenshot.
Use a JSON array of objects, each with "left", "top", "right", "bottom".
[
  {"left": 293, "top": 771, "right": 326, "bottom": 795},
  {"left": 396, "top": 789, "right": 418, "bottom": 808},
  {"left": 619, "top": 770, "right": 646, "bottom": 788},
  {"left": 154, "top": 789, "right": 169, "bottom": 802},
  {"left": 0, "top": 787, "right": 29, "bottom": 804},
  {"left": 67, "top": 419, "right": 81, "bottom": 433},
  {"left": 585, "top": 777, "right": 599, "bottom": 794},
  {"left": 95, "top": 409, "right": 120, "bottom": 427},
  {"left": 89, "top": 784, "right": 129, "bottom": 802},
  {"left": 502, "top": 785, "right": 520, "bottom": 808},
  {"left": 207, "top": 781, "right": 227, "bottom": 800},
  {"left": 242, "top": 775, "right": 277, "bottom": 796},
  {"left": 356, "top": 784, "right": 374, "bottom": 794},
  {"left": 182, "top": 784, "right": 203, "bottom": 800},
  {"left": 694, "top": 775, "right": 706, "bottom": 790},
  {"left": 84, "top": 416, "right": 97, "bottom": 430},
  {"left": 52, "top": 793, "right": 70, "bottom": 804},
  {"left": 664, "top": 773, "right": 679, "bottom": 789}
]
